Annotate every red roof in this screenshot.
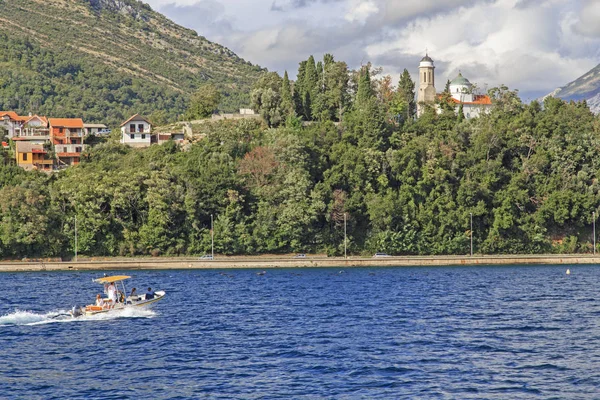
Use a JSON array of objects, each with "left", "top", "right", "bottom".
[
  {"left": 31, "top": 149, "right": 47, "bottom": 154},
  {"left": 24, "top": 115, "right": 48, "bottom": 125},
  {"left": 441, "top": 94, "right": 492, "bottom": 105},
  {"left": 120, "top": 114, "right": 150, "bottom": 127},
  {"left": 0, "top": 111, "right": 19, "bottom": 120},
  {"left": 1, "top": 141, "right": 8, "bottom": 147},
  {"left": 49, "top": 118, "right": 84, "bottom": 128},
  {"left": 11, "top": 137, "right": 27, "bottom": 141}
]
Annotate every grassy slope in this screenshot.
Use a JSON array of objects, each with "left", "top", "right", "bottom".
[{"left": 0, "top": 0, "right": 264, "bottom": 124}]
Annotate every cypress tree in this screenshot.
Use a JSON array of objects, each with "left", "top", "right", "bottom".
[
  {"left": 295, "top": 61, "right": 307, "bottom": 117},
  {"left": 355, "top": 66, "right": 374, "bottom": 108},
  {"left": 302, "top": 56, "right": 318, "bottom": 120},
  {"left": 281, "top": 71, "right": 294, "bottom": 117},
  {"left": 397, "top": 69, "right": 416, "bottom": 120}
]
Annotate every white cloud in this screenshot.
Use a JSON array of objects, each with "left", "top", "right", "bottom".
[
  {"left": 344, "top": 0, "right": 379, "bottom": 23},
  {"left": 147, "top": 0, "right": 600, "bottom": 99}
]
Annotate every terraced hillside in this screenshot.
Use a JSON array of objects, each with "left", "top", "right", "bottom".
[{"left": 0, "top": 0, "right": 264, "bottom": 125}]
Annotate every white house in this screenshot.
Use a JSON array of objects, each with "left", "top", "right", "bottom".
[
  {"left": 0, "top": 111, "right": 26, "bottom": 138},
  {"left": 120, "top": 114, "right": 152, "bottom": 147}
]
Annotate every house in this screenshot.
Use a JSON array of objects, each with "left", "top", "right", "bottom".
[
  {"left": 120, "top": 114, "right": 152, "bottom": 147},
  {"left": 49, "top": 118, "right": 87, "bottom": 166},
  {"left": 15, "top": 141, "right": 54, "bottom": 171},
  {"left": 16, "top": 115, "right": 50, "bottom": 144},
  {"left": 0, "top": 111, "right": 27, "bottom": 138},
  {"left": 84, "top": 123, "right": 108, "bottom": 136}
]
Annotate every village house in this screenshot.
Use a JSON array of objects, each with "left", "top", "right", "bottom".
[
  {"left": 15, "top": 115, "right": 51, "bottom": 144},
  {"left": 120, "top": 114, "right": 152, "bottom": 147},
  {"left": 0, "top": 111, "right": 27, "bottom": 138},
  {"left": 49, "top": 118, "right": 87, "bottom": 166},
  {"left": 84, "top": 123, "right": 108, "bottom": 136},
  {"left": 15, "top": 141, "right": 54, "bottom": 171}
]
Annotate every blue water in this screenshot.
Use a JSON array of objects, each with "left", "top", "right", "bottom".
[{"left": 1, "top": 265, "right": 600, "bottom": 399}]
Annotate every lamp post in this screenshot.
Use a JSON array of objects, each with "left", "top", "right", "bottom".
[
  {"left": 211, "top": 214, "right": 214, "bottom": 260},
  {"left": 594, "top": 211, "right": 596, "bottom": 256},
  {"left": 74, "top": 215, "right": 78, "bottom": 262},
  {"left": 470, "top": 212, "right": 473, "bottom": 257},
  {"left": 344, "top": 213, "right": 347, "bottom": 259}
]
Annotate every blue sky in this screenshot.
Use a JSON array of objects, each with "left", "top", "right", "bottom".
[{"left": 144, "top": 0, "right": 600, "bottom": 101}]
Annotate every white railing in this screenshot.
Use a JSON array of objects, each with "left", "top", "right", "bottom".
[{"left": 55, "top": 144, "right": 87, "bottom": 153}]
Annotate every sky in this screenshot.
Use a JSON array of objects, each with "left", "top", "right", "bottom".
[{"left": 144, "top": 0, "right": 600, "bottom": 101}]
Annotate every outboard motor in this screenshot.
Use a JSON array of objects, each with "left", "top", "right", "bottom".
[{"left": 71, "top": 305, "right": 83, "bottom": 318}]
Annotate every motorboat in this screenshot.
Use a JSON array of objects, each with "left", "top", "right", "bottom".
[{"left": 70, "top": 275, "right": 165, "bottom": 317}]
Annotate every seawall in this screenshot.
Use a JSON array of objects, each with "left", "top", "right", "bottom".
[{"left": 0, "top": 254, "right": 598, "bottom": 272}]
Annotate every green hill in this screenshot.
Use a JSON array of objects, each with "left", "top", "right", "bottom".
[{"left": 0, "top": 0, "right": 265, "bottom": 125}]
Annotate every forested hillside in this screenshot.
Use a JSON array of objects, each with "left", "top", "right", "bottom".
[
  {"left": 0, "top": 0, "right": 264, "bottom": 125},
  {"left": 1, "top": 54, "right": 599, "bottom": 258}
]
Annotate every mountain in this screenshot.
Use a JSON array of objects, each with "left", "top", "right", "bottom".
[
  {"left": 547, "top": 63, "right": 600, "bottom": 113},
  {"left": 0, "top": 0, "right": 264, "bottom": 125}
]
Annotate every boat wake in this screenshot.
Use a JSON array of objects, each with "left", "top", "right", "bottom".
[{"left": 0, "top": 308, "right": 156, "bottom": 326}]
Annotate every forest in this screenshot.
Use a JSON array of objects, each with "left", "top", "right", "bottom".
[{"left": 1, "top": 54, "right": 599, "bottom": 259}]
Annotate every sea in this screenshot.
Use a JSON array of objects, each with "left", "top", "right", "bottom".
[{"left": 1, "top": 265, "right": 599, "bottom": 399}]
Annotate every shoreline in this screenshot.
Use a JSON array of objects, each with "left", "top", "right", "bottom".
[{"left": 0, "top": 254, "right": 598, "bottom": 272}]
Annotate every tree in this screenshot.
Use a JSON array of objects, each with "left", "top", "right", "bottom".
[
  {"left": 185, "top": 84, "right": 221, "bottom": 120},
  {"left": 355, "top": 66, "right": 374, "bottom": 109},
  {"left": 302, "top": 56, "right": 319, "bottom": 120},
  {"left": 395, "top": 69, "right": 416, "bottom": 121},
  {"left": 251, "top": 72, "right": 283, "bottom": 127},
  {"left": 281, "top": 71, "right": 295, "bottom": 118}
]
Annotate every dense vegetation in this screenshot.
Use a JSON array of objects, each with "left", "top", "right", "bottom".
[
  {"left": 0, "top": 0, "right": 264, "bottom": 125},
  {"left": 1, "top": 53, "right": 599, "bottom": 259}
]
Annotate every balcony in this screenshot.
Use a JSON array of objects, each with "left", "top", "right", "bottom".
[{"left": 55, "top": 143, "right": 87, "bottom": 154}]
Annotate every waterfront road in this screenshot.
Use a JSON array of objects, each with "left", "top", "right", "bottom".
[{"left": 0, "top": 254, "right": 599, "bottom": 272}]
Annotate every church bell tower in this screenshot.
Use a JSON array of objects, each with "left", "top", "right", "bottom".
[{"left": 417, "top": 54, "right": 436, "bottom": 117}]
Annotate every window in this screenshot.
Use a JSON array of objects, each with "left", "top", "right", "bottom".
[
  {"left": 75, "top": 147, "right": 82, "bottom": 153},
  {"left": 130, "top": 124, "right": 135, "bottom": 133},
  {"left": 423, "top": 72, "right": 426, "bottom": 82},
  {"left": 138, "top": 124, "right": 144, "bottom": 132},
  {"left": 130, "top": 134, "right": 135, "bottom": 140},
  {"left": 59, "top": 128, "right": 63, "bottom": 134},
  {"left": 23, "top": 153, "right": 27, "bottom": 161},
  {"left": 141, "top": 134, "right": 146, "bottom": 140}
]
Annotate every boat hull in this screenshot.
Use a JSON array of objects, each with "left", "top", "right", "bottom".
[{"left": 77, "top": 291, "right": 166, "bottom": 317}]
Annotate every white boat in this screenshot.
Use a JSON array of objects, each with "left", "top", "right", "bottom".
[{"left": 70, "top": 275, "right": 166, "bottom": 317}]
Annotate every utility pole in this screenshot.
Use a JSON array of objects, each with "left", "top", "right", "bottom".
[
  {"left": 344, "top": 213, "right": 347, "bottom": 259},
  {"left": 74, "top": 215, "right": 78, "bottom": 262},
  {"left": 470, "top": 212, "right": 473, "bottom": 257},
  {"left": 211, "top": 214, "right": 214, "bottom": 260}
]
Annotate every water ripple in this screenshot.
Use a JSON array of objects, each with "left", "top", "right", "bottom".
[{"left": 1, "top": 265, "right": 600, "bottom": 398}]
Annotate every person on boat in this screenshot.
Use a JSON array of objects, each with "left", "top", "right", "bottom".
[
  {"left": 107, "top": 282, "right": 117, "bottom": 305},
  {"left": 145, "top": 287, "right": 155, "bottom": 300},
  {"left": 95, "top": 294, "right": 105, "bottom": 308}
]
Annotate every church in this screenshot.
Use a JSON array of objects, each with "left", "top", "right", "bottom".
[{"left": 417, "top": 54, "right": 492, "bottom": 118}]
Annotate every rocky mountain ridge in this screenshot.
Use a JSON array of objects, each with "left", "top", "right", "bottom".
[{"left": 547, "top": 63, "right": 600, "bottom": 113}]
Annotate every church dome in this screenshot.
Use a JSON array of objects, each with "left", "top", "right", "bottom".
[
  {"left": 420, "top": 54, "right": 433, "bottom": 63},
  {"left": 450, "top": 72, "right": 472, "bottom": 87}
]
